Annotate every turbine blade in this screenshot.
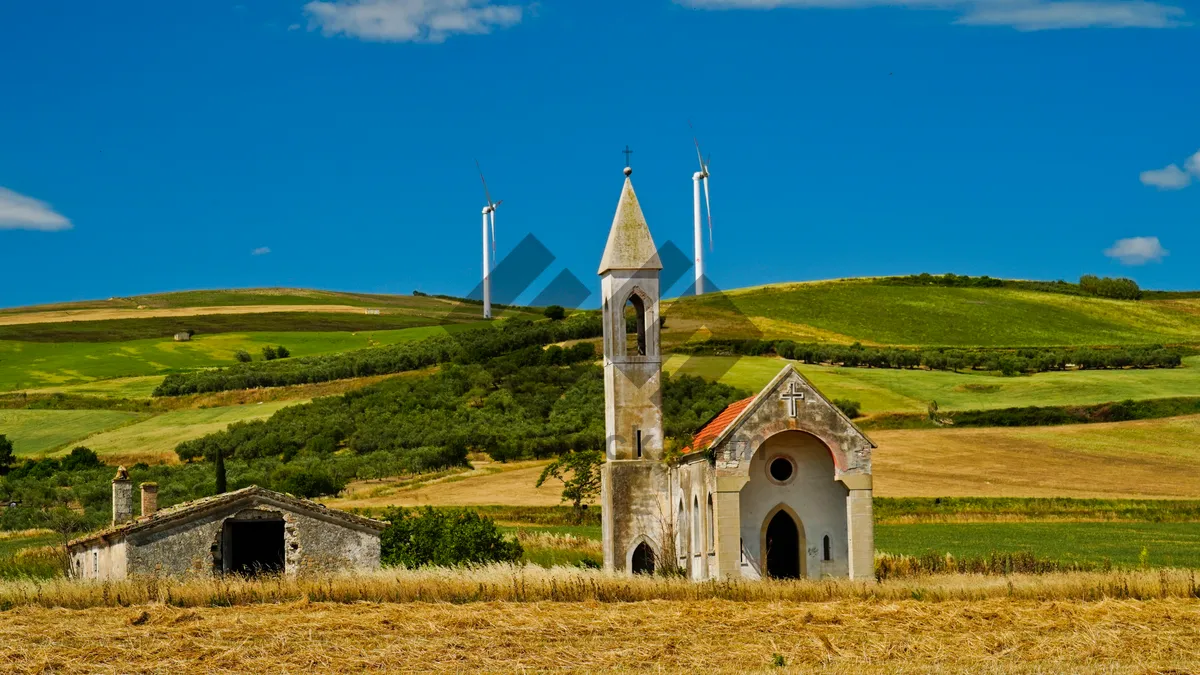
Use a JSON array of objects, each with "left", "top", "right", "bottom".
[
  {"left": 703, "top": 175, "right": 713, "bottom": 251},
  {"left": 489, "top": 209, "right": 496, "bottom": 264},
  {"left": 476, "top": 159, "right": 494, "bottom": 208},
  {"left": 689, "top": 120, "right": 706, "bottom": 171}
]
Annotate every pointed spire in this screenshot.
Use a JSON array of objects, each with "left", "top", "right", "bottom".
[{"left": 598, "top": 168, "right": 662, "bottom": 275}]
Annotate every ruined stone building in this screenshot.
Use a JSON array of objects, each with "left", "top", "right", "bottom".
[
  {"left": 68, "top": 471, "right": 385, "bottom": 580},
  {"left": 599, "top": 167, "right": 876, "bottom": 580}
]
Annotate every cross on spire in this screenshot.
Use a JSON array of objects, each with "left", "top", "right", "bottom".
[
  {"left": 780, "top": 382, "right": 805, "bottom": 418},
  {"left": 623, "top": 145, "right": 633, "bottom": 168}
]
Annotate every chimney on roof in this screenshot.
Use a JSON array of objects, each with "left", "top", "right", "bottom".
[
  {"left": 112, "top": 467, "right": 133, "bottom": 526},
  {"left": 140, "top": 482, "right": 158, "bottom": 517}
]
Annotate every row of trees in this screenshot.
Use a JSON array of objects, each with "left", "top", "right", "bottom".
[
  {"left": 1079, "top": 275, "right": 1142, "bottom": 300},
  {"left": 153, "top": 315, "right": 604, "bottom": 396},
  {"left": 881, "top": 272, "right": 1144, "bottom": 300},
  {"left": 678, "top": 339, "right": 1186, "bottom": 375}
]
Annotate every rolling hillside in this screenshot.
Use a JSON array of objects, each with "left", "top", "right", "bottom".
[{"left": 663, "top": 279, "right": 1200, "bottom": 347}]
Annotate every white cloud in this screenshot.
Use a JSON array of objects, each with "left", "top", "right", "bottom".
[
  {"left": 1140, "top": 163, "right": 1192, "bottom": 190},
  {"left": 1185, "top": 150, "right": 1200, "bottom": 175},
  {"left": 1140, "top": 149, "right": 1200, "bottom": 190},
  {"left": 0, "top": 187, "right": 72, "bottom": 232},
  {"left": 304, "top": 0, "right": 523, "bottom": 43},
  {"left": 675, "top": 0, "right": 1187, "bottom": 30},
  {"left": 1104, "top": 236, "right": 1168, "bottom": 265},
  {"left": 958, "top": 2, "right": 1186, "bottom": 29},
  {"left": 252, "top": 247, "right": 272, "bottom": 256}
]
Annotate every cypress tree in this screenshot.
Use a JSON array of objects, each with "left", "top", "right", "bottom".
[{"left": 215, "top": 446, "right": 227, "bottom": 494}]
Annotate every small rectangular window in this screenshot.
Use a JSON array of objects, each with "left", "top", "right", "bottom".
[
  {"left": 636, "top": 429, "right": 643, "bottom": 458},
  {"left": 92, "top": 551, "right": 98, "bottom": 574}
]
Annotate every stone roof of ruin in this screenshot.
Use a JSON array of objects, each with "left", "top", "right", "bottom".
[
  {"left": 598, "top": 175, "right": 662, "bottom": 275},
  {"left": 67, "top": 485, "right": 386, "bottom": 549}
]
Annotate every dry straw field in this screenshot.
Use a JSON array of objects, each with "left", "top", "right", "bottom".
[{"left": 1, "top": 567, "right": 1199, "bottom": 673}]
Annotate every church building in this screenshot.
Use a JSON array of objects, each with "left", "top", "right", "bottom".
[{"left": 598, "top": 167, "right": 876, "bottom": 580}]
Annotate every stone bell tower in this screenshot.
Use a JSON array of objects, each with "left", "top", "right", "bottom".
[{"left": 599, "top": 167, "right": 669, "bottom": 574}]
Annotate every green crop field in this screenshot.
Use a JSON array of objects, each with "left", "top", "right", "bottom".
[
  {"left": 0, "top": 323, "right": 486, "bottom": 392},
  {"left": 876, "top": 522, "right": 1200, "bottom": 568},
  {"left": 665, "top": 280, "right": 1200, "bottom": 347},
  {"left": 666, "top": 354, "right": 1200, "bottom": 414},
  {"left": 61, "top": 400, "right": 304, "bottom": 464},
  {"left": 0, "top": 409, "right": 147, "bottom": 455},
  {"left": 25, "top": 376, "right": 167, "bottom": 399}
]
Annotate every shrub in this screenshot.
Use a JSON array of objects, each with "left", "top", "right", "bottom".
[
  {"left": 59, "top": 447, "right": 103, "bottom": 472},
  {"left": 234, "top": 350, "right": 252, "bottom": 363},
  {"left": 833, "top": 399, "right": 862, "bottom": 419},
  {"left": 543, "top": 305, "right": 566, "bottom": 321},
  {"left": 262, "top": 346, "right": 278, "bottom": 361},
  {"left": 379, "top": 507, "right": 523, "bottom": 568},
  {"left": 275, "top": 345, "right": 290, "bottom": 359},
  {"left": 272, "top": 465, "right": 345, "bottom": 498}
]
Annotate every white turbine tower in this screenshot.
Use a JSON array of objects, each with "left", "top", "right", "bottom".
[
  {"left": 476, "top": 161, "right": 502, "bottom": 319},
  {"left": 690, "top": 126, "right": 713, "bottom": 295}
]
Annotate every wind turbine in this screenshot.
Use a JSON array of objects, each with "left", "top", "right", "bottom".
[
  {"left": 690, "top": 124, "right": 713, "bottom": 295},
  {"left": 476, "top": 160, "right": 502, "bottom": 319}
]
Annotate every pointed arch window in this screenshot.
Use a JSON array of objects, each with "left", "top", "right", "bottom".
[
  {"left": 624, "top": 293, "right": 647, "bottom": 356},
  {"left": 707, "top": 495, "right": 715, "bottom": 553}
]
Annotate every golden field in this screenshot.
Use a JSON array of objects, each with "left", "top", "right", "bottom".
[{"left": 0, "top": 568, "right": 1198, "bottom": 673}]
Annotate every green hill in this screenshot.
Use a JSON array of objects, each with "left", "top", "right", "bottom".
[{"left": 664, "top": 279, "right": 1200, "bottom": 347}]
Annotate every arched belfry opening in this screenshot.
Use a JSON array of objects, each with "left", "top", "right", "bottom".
[
  {"left": 631, "top": 542, "right": 655, "bottom": 575},
  {"left": 764, "top": 509, "right": 802, "bottom": 579},
  {"left": 624, "top": 293, "right": 647, "bottom": 356}
]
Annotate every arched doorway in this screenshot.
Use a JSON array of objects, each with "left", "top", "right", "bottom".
[
  {"left": 764, "top": 510, "right": 802, "bottom": 579},
  {"left": 631, "top": 542, "right": 655, "bottom": 575}
]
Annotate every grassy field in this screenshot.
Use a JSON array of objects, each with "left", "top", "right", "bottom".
[
  {"left": 0, "top": 311, "right": 448, "bottom": 342},
  {"left": 0, "top": 570, "right": 1197, "bottom": 672},
  {"left": 0, "top": 409, "right": 147, "bottom": 455},
  {"left": 664, "top": 279, "right": 1200, "bottom": 347},
  {"left": 56, "top": 401, "right": 304, "bottom": 465},
  {"left": 666, "top": 354, "right": 1200, "bottom": 414},
  {"left": 0, "top": 288, "right": 462, "bottom": 315},
  {"left": 877, "top": 522, "right": 1200, "bottom": 568},
  {"left": 0, "top": 323, "right": 482, "bottom": 392}
]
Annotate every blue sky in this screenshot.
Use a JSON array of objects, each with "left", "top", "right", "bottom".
[{"left": 1, "top": 0, "right": 1196, "bottom": 309}]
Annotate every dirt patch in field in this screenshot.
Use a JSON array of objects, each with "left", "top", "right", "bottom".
[
  {"left": 0, "top": 304, "right": 376, "bottom": 326},
  {"left": 873, "top": 417, "right": 1200, "bottom": 499},
  {"left": 327, "top": 460, "right": 562, "bottom": 509},
  {"left": 1, "top": 597, "right": 1196, "bottom": 673}
]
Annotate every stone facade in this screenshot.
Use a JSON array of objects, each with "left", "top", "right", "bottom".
[
  {"left": 599, "top": 169, "right": 876, "bottom": 580},
  {"left": 68, "top": 486, "right": 385, "bottom": 580}
]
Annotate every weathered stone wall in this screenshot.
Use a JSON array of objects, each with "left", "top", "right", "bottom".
[
  {"left": 602, "top": 460, "right": 671, "bottom": 573},
  {"left": 120, "top": 499, "right": 380, "bottom": 578},
  {"left": 672, "top": 460, "right": 717, "bottom": 580},
  {"left": 70, "top": 539, "right": 127, "bottom": 580}
]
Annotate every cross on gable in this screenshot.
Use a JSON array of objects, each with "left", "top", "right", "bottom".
[{"left": 779, "top": 382, "right": 805, "bottom": 418}]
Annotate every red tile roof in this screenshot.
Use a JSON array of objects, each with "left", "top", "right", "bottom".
[{"left": 683, "top": 396, "right": 756, "bottom": 454}]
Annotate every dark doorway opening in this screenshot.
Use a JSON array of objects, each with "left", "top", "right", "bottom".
[
  {"left": 225, "top": 519, "right": 285, "bottom": 576},
  {"left": 765, "top": 511, "right": 801, "bottom": 579},
  {"left": 631, "top": 542, "right": 655, "bottom": 575}
]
